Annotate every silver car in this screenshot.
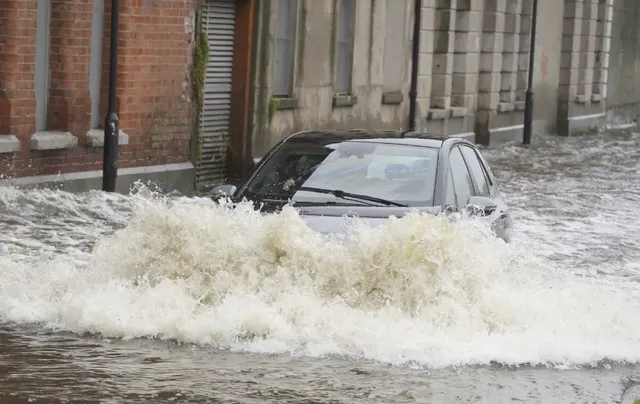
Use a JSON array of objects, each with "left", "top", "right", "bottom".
[{"left": 210, "top": 130, "right": 513, "bottom": 242}]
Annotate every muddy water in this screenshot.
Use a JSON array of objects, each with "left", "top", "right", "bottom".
[{"left": 1, "top": 126, "right": 639, "bottom": 404}]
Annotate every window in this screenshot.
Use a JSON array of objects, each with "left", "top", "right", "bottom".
[
  {"left": 444, "top": 167, "right": 457, "bottom": 206},
  {"left": 335, "top": 0, "right": 356, "bottom": 94},
  {"left": 244, "top": 140, "right": 440, "bottom": 206},
  {"left": 383, "top": 0, "right": 406, "bottom": 93},
  {"left": 273, "top": 0, "right": 298, "bottom": 97},
  {"left": 459, "top": 146, "right": 491, "bottom": 197},
  {"left": 449, "top": 147, "right": 475, "bottom": 205},
  {"left": 89, "top": 0, "right": 105, "bottom": 128},
  {"left": 35, "top": 0, "right": 52, "bottom": 131}
]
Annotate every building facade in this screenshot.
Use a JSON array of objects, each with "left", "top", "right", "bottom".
[
  {"left": 249, "top": 0, "right": 415, "bottom": 159},
  {"left": 255, "top": 0, "right": 633, "bottom": 150},
  {"left": 0, "top": 0, "right": 639, "bottom": 194},
  {"left": 0, "top": 0, "right": 201, "bottom": 193}
]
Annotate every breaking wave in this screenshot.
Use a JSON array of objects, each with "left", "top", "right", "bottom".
[{"left": 0, "top": 185, "right": 639, "bottom": 370}]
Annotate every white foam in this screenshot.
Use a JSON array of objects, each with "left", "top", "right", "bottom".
[{"left": 1, "top": 188, "right": 639, "bottom": 370}]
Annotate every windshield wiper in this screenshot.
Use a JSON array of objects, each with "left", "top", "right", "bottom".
[{"left": 293, "top": 186, "right": 408, "bottom": 207}]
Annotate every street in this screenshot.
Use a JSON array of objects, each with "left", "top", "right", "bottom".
[{"left": 0, "top": 126, "right": 639, "bottom": 404}]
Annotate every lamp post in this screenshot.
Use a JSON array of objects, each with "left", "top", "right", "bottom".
[
  {"left": 102, "top": 0, "right": 120, "bottom": 192},
  {"left": 522, "top": 0, "right": 539, "bottom": 145}
]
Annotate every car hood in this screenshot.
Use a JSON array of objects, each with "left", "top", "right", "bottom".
[{"left": 294, "top": 206, "right": 441, "bottom": 234}]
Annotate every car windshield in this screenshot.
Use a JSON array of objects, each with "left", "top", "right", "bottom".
[{"left": 244, "top": 140, "right": 439, "bottom": 207}]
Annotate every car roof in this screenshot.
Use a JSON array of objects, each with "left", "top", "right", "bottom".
[{"left": 284, "top": 129, "right": 469, "bottom": 149}]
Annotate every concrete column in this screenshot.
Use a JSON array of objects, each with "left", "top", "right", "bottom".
[
  {"left": 592, "top": 0, "right": 613, "bottom": 102},
  {"left": 557, "top": 0, "right": 609, "bottom": 136},
  {"left": 499, "top": 0, "right": 521, "bottom": 106},
  {"left": 558, "top": 0, "right": 583, "bottom": 105},
  {"left": 451, "top": 0, "right": 482, "bottom": 111},
  {"left": 415, "top": 0, "right": 436, "bottom": 129},
  {"left": 577, "top": 0, "right": 598, "bottom": 102},
  {"left": 474, "top": 0, "right": 505, "bottom": 144},
  {"left": 516, "top": 1, "right": 532, "bottom": 106},
  {"left": 429, "top": 0, "right": 457, "bottom": 111}
]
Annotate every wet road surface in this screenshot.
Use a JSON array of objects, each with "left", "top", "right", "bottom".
[{"left": 1, "top": 125, "right": 640, "bottom": 404}]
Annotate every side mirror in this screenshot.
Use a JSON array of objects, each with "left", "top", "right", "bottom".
[
  {"left": 465, "top": 196, "right": 498, "bottom": 216},
  {"left": 210, "top": 184, "right": 237, "bottom": 198}
]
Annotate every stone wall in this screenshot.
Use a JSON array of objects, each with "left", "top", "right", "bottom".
[{"left": 607, "top": 0, "right": 640, "bottom": 122}]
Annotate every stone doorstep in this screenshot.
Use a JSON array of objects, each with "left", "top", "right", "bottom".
[
  {"left": 30, "top": 131, "right": 78, "bottom": 151},
  {"left": 85, "top": 128, "right": 130, "bottom": 147},
  {"left": 0, "top": 135, "right": 21, "bottom": 154}
]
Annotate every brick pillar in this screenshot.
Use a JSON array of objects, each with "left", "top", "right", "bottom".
[
  {"left": 0, "top": 0, "right": 37, "bottom": 167},
  {"left": 0, "top": 1, "right": 37, "bottom": 139},
  {"left": 475, "top": 0, "right": 505, "bottom": 144},
  {"left": 107, "top": 0, "right": 195, "bottom": 166}
]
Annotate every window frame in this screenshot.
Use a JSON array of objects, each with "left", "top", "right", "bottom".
[
  {"left": 240, "top": 140, "right": 441, "bottom": 207},
  {"left": 458, "top": 144, "right": 493, "bottom": 198},
  {"left": 446, "top": 145, "right": 476, "bottom": 207}
]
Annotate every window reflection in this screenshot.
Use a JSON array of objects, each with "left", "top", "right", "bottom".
[{"left": 246, "top": 141, "right": 439, "bottom": 206}]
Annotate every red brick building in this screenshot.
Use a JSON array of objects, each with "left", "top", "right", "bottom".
[{"left": 0, "top": 0, "right": 256, "bottom": 194}]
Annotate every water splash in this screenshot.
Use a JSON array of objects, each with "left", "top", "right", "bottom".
[{"left": 0, "top": 186, "right": 639, "bottom": 370}]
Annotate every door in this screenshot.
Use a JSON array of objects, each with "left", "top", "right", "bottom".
[
  {"left": 197, "top": 0, "right": 237, "bottom": 191},
  {"left": 457, "top": 145, "right": 510, "bottom": 238}
]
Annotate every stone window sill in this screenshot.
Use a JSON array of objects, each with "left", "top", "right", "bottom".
[
  {"left": 0, "top": 135, "right": 21, "bottom": 154},
  {"left": 497, "top": 102, "right": 515, "bottom": 113},
  {"left": 30, "top": 131, "right": 78, "bottom": 151},
  {"left": 427, "top": 108, "right": 449, "bottom": 120},
  {"left": 85, "top": 128, "right": 130, "bottom": 147},
  {"left": 450, "top": 107, "right": 468, "bottom": 118},
  {"left": 381, "top": 92, "right": 403, "bottom": 105},
  {"left": 332, "top": 94, "right": 358, "bottom": 108},
  {"left": 273, "top": 97, "right": 298, "bottom": 110},
  {"left": 575, "top": 95, "right": 589, "bottom": 104},
  {"left": 427, "top": 107, "right": 469, "bottom": 120}
]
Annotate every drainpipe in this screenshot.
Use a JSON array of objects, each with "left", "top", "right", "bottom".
[
  {"left": 522, "top": 0, "right": 539, "bottom": 145},
  {"left": 102, "top": 0, "right": 120, "bottom": 192},
  {"left": 408, "top": 0, "right": 422, "bottom": 131}
]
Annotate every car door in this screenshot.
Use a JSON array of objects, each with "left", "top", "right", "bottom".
[{"left": 458, "top": 144, "right": 510, "bottom": 237}]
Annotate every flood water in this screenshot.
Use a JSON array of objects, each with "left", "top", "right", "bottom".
[{"left": 1, "top": 125, "right": 640, "bottom": 404}]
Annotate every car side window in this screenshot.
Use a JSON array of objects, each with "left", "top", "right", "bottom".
[
  {"left": 444, "top": 167, "right": 457, "bottom": 206},
  {"left": 460, "top": 146, "right": 491, "bottom": 197},
  {"left": 449, "top": 146, "right": 475, "bottom": 205}
]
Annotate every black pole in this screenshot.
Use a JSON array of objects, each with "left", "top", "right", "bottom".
[
  {"left": 102, "top": 0, "right": 120, "bottom": 192},
  {"left": 522, "top": 0, "right": 539, "bottom": 145},
  {"left": 408, "top": 0, "right": 422, "bottom": 131}
]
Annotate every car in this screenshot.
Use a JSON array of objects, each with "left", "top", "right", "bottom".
[{"left": 209, "top": 129, "right": 513, "bottom": 242}]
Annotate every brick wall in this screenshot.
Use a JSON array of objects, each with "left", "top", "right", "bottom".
[
  {"left": 0, "top": 0, "right": 37, "bottom": 144},
  {"left": 48, "top": 0, "right": 92, "bottom": 134},
  {"left": 0, "top": 0, "right": 197, "bottom": 179}
]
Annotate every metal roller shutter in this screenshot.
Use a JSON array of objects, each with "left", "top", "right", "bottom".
[{"left": 197, "top": 0, "right": 236, "bottom": 191}]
